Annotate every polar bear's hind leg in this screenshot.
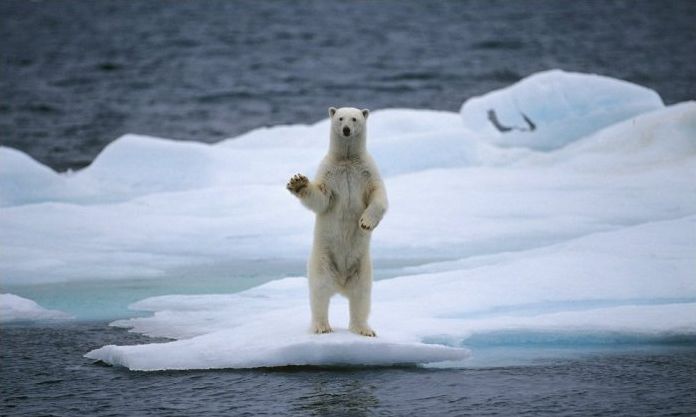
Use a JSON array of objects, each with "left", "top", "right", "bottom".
[
  {"left": 347, "top": 258, "right": 376, "bottom": 337},
  {"left": 309, "top": 274, "right": 334, "bottom": 334}
]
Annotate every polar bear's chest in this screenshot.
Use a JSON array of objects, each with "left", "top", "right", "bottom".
[{"left": 326, "top": 164, "right": 370, "bottom": 215}]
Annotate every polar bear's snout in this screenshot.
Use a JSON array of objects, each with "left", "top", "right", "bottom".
[{"left": 342, "top": 126, "right": 351, "bottom": 137}]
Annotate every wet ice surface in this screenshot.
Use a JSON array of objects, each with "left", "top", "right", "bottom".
[
  {"left": 0, "top": 259, "right": 430, "bottom": 321},
  {"left": 2, "top": 323, "right": 696, "bottom": 417}
]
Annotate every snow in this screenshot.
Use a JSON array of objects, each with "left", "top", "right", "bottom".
[
  {"left": 1, "top": 70, "right": 695, "bottom": 369},
  {"left": 0, "top": 293, "right": 72, "bottom": 323}
]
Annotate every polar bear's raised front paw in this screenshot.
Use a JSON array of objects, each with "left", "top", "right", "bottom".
[
  {"left": 359, "top": 213, "right": 378, "bottom": 231},
  {"left": 287, "top": 173, "right": 309, "bottom": 196},
  {"left": 312, "top": 322, "right": 333, "bottom": 334},
  {"left": 350, "top": 323, "right": 376, "bottom": 337}
]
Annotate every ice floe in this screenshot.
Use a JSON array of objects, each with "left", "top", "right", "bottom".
[
  {"left": 0, "top": 293, "right": 72, "bottom": 323},
  {"left": 0, "top": 70, "right": 694, "bottom": 368}
]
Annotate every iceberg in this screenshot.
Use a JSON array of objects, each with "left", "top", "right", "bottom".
[
  {"left": 0, "top": 70, "right": 694, "bottom": 369},
  {"left": 460, "top": 69, "right": 665, "bottom": 150},
  {"left": 0, "top": 293, "right": 72, "bottom": 323}
]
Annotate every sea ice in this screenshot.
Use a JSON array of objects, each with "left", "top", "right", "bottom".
[
  {"left": 460, "top": 69, "right": 665, "bottom": 150},
  {"left": 2, "top": 102, "right": 693, "bottom": 283},
  {"left": 0, "top": 293, "right": 72, "bottom": 323},
  {"left": 0, "top": 70, "right": 694, "bottom": 368},
  {"left": 85, "top": 213, "right": 696, "bottom": 370}
]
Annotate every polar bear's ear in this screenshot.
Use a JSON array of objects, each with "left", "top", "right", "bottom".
[
  {"left": 328, "top": 107, "right": 337, "bottom": 118},
  {"left": 361, "top": 109, "right": 370, "bottom": 119}
]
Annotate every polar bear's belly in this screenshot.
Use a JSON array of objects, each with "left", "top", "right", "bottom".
[{"left": 315, "top": 168, "right": 369, "bottom": 279}]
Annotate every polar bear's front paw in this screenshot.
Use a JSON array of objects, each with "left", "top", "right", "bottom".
[
  {"left": 350, "top": 323, "right": 376, "bottom": 337},
  {"left": 312, "top": 322, "right": 333, "bottom": 334},
  {"left": 287, "top": 174, "right": 309, "bottom": 196},
  {"left": 359, "top": 213, "right": 379, "bottom": 231}
]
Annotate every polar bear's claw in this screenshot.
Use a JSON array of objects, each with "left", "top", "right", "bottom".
[
  {"left": 350, "top": 324, "right": 376, "bottom": 337},
  {"left": 359, "top": 215, "right": 376, "bottom": 231},
  {"left": 287, "top": 173, "right": 309, "bottom": 195},
  {"left": 312, "top": 323, "right": 333, "bottom": 334}
]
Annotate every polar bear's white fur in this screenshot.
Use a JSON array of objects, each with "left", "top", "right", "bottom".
[{"left": 287, "top": 107, "right": 388, "bottom": 337}]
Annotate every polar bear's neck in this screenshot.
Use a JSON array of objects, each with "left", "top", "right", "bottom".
[{"left": 328, "top": 132, "right": 367, "bottom": 161}]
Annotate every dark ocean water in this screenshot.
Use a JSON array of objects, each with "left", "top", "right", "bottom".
[
  {"left": 2, "top": 323, "right": 696, "bottom": 417},
  {"left": 1, "top": 0, "right": 695, "bottom": 171}
]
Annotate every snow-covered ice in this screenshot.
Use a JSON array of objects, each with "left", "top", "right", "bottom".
[
  {"left": 1, "top": 70, "right": 695, "bottom": 369},
  {"left": 0, "top": 293, "right": 72, "bottom": 323},
  {"left": 460, "top": 69, "right": 664, "bottom": 150},
  {"left": 85, "top": 212, "right": 696, "bottom": 370},
  {"left": 87, "top": 286, "right": 470, "bottom": 370}
]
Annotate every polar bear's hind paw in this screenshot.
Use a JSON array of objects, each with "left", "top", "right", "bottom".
[
  {"left": 350, "top": 324, "right": 376, "bottom": 337},
  {"left": 312, "top": 322, "right": 333, "bottom": 334}
]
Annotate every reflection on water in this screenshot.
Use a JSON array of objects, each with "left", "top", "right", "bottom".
[{"left": 293, "top": 377, "right": 379, "bottom": 417}]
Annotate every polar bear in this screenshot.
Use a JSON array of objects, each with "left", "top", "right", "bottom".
[{"left": 287, "top": 107, "right": 388, "bottom": 337}]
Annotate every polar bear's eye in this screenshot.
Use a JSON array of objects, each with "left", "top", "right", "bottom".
[
  {"left": 352, "top": 117, "right": 356, "bottom": 122},
  {"left": 339, "top": 117, "right": 343, "bottom": 121}
]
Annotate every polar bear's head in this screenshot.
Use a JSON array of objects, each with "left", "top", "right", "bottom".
[{"left": 329, "top": 107, "right": 370, "bottom": 138}]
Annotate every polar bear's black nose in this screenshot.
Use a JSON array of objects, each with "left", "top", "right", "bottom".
[{"left": 343, "top": 127, "right": 351, "bottom": 136}]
